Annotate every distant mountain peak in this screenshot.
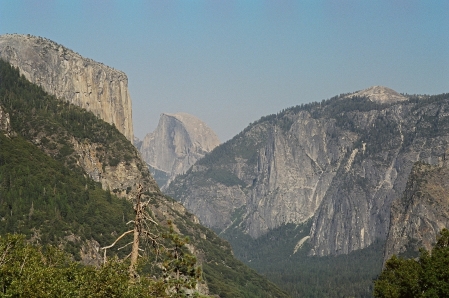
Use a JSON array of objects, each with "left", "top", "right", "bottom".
[
  {"left": 346, "top": 86, "right": 407, "bottom": 104},
  {"left": 140, "top": 112, "right": 220, "bottom": 189},
  {"left": 162, "top": 112, "right": 220, "bottom": 152}
]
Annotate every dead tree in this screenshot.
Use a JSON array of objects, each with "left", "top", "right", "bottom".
[{"left": 101, "top": 184, "right": 159, "bottom": 280}]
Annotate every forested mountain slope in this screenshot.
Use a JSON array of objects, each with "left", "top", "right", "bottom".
[
  {"left": 167, "top": 89, "right": 449, "bottom": 256},
  {"left": 0, "top": 60, "right": 289, "bottom": 297},
  {"left": 166, "top": 87, "right": 449, "bottom": 296}
]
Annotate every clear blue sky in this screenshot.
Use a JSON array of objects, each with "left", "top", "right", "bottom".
[{"left": 1, "top": 1, "right": 448, "bottom": 141}]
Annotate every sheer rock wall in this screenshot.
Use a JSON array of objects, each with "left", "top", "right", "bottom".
[
  {"left": 167, "top": 89, "right": 449, "bottom": 257},
  {"left": 0, "top": 34, "right": 133, "bottom": 141},
  {"left": 140, "top": 112, "right": 220, "bottom": 189}
]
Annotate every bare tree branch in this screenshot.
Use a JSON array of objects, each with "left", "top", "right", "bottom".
[
  {"left": 0, "top": 242, "right": 12, "bottom": 266},
  {"left": 117, "top": 241, "right": 134, "bottom": 251},
  {"left": 143, "top": 213, "right": 159, "bottom": 225},
  {"left": 101, "top": 230, "right": 133, "bottom": 264},
  {"left": 101, "top": 230, "right": 133, "bottom": 250},
  {"left": 101, "top": 183, "right": 161, "bottom": 282}
]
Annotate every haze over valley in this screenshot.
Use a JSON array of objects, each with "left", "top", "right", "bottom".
[{"left": 0, "top": 1, "right": 448, "bottom": 297}]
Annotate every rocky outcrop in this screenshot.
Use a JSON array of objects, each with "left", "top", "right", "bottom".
[
  {"left": 178, "top": 112, "right": 357, "bottom": 237},
  {"left": 80, "top": 239, "right": 103, "bottom": 266},
  {"left": 309, "top": 96, "right": 449, "bottom": 256},
  {"left": 168, "top": 110, "right": 359, "bottom": 239},
  {"left": 140, "top": 112, "right": 220, "bottom": 189},
  {"left": 0, "top": 105, "right": 15, "bottom": 137},
  {"left": 59, "top": 234, "right": 102, "bottom": 266},
  {"left": 245, "top": 112, "right": 357, "bottom": 238},
  {"left": 0, "top": 45, "right": 290, "bottom": 297},
  {"left": 0, "top": 34, "right": 133, "bottom": 141},
  {"left": 167, "top": 89, "right": 449, "bottom": 257},
  {"left": 384, "top": 161, "right": 449, "bottom": 261},
  {"left": 346, "top": 86, "right": 407, "bottom": 104},
  {"left": 70, "top": 139, "right": 155, "bottom": 197}
]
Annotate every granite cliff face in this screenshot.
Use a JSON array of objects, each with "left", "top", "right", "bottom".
[
  {"left": 69, "top": 138, "right": 158, "bottom": 198},
  {"left": 140, "top": 112, "right": 220, "bottom": 189},
  {"left": 167, "top": 88, "right": 449, "bottom": 257},
  {"left": 174, "top": 112, "right": 357, "bottom": 237},
  {"left": 308, "top": 102, "right": 449, "bottom": 256},
  {"left": 0, "top": 34, "right": 133, "bottom": 141},
  {"left": 384, "top": 161, "right": 449, "bottom": 261},
  {"left": 0, "top": 57, "right": 288, "bottom": 298}
]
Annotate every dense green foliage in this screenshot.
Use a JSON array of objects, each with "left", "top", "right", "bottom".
[
  {"left": 222, "top": 222, "right": 383, "bottom": 298},
  {"left": 0, "top": 59, "right": 289, "bottom": 297},
  {"left": 199, "top": 236, "right": 290, "bottom": 298},
  {"left": 0, "top": 234, "right": 208, "bottom": 298},
  {"left": 170, "top": 214, "right": 290, "bottom": 297},
  {"left": 168, "top": 88, "right": 449, "bottom": 297},
  {"left": 374, "top": 229, "right": 449, "bottom": 298},
  {"left": 0, "top": 234, "right": 135, "bottom": 297},
  {"left": 0, "top": 132, "right": 134, "bottom": 259},
  {"left": 0, "top": 59, "right": 153, "bottom": 191},
  {"left": 159, "top": 221, "right": 203, "bottom": 296}
]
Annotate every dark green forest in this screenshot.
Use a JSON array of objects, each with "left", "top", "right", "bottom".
[
  {"left": 374, "top": 229, "right": 449, "bottom": 298},
  {"left": 0, "top": 59, "right": 289, "bottom": 297},
  {"left": 0, "top": 59, "right": 142, "bottom": 258},
  {"left": 221, "top": 222, "right": 383, "bottom": 298},
  {"left": 0, "top": 132, "right": 135, "bottom": 259},
  {"left": 6, "top": 54, "right": 448, "bottom": 297},
  {"left": 168, "top": 82, "right": 449, "bottom": 297}
]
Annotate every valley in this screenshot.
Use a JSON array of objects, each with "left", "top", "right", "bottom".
[
  {"left": 1, "top": 33, "right": 448, "bottom": 297},
  {"left": 0, "top": 37, "right": 288, "bottom": 297},
  {"left": 165, "top": 88, "right": 449, "bottom": 296}
]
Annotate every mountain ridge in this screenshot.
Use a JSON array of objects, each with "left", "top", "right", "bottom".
[
  {"left": 166, "top": 89, "right": 449, "bottom": 256},
  {"left": 0, "top": 33, "right": 134, "bottom": 141},
  {"left": 0, "top": 56, "right": 288, "bottom": 297},
  {"left": 346, "top": 85, "right": 407, "bottom": 103},
  {"left": 140, "top": 112, "right": 220, "bottom": 189}
]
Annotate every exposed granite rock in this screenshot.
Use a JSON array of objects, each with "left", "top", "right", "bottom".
[
  {"left": 63, "top": 234, "right": 102, "bottom": 266},
  {"left": 140, "top": 112, "right": 220, "bottom": 189},
  {"left": 384, "top": 161, "right": 449, "bottom": 262},
  {"left": 167, "top": 90, "right": 449, "bottom": 256},
  {"left": 0, "top": 105, "right": 15, "bottom": 137},
  {"left": 167, "top": 110, "right": 357, "bottom": 237},
  {"left": 0, "top": 34, "right": 133, "bottom": 141},
  {"left": 80, "top": 239, "right": 103, "bottom": 266},
  {"left": 346, "top": 86, "right": 407, "bottom": 104},
  {"left": 309, "top": 99, "right": 449, "bottom": 256},
  {"left": 70, "top": 138, "right": 156, "bottom": 198},
  {"left": 245, "top": 112, "right": 357, "bottom": 238}
]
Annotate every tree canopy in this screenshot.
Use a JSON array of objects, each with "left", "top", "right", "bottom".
[{"left": 374, "top": 228, "right": 449, "bottom": 298}]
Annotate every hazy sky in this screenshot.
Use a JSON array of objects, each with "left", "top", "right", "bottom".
[{"left": 1, "top": 1, "right": 448, "bottom": 141}]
